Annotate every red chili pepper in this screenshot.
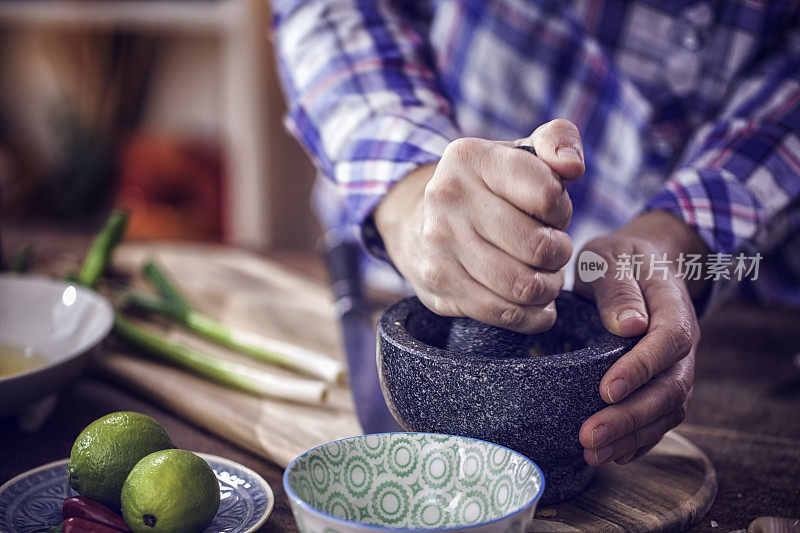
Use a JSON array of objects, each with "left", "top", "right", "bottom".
[
  {"left": 62, "top": 497, "right": 130, "bottom": 532},
  {"left": 62, "top": 517, "right": 125, "bottom": 533}
]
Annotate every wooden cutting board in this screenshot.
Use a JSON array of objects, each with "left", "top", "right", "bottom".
[
  {"left": 84, "top": 242, "right": 714, "bottom": 532},
  {"left": 529, "top": 431, "right": 716, "bottom": 532},
  {"left": 92, "top": 242, "right": 363, "bottom": 468}
]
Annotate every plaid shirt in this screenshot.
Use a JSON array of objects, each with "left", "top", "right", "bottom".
[{"left": 272, "top": 0, "right": 800, "bottom": 306}]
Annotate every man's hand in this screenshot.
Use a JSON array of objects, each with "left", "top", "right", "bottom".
[
  {"left": 374, "top": 120, "right": 585, "bottom": 333},
  {"left": 575, "top": 210, "right": 708, "bottom": 465}
]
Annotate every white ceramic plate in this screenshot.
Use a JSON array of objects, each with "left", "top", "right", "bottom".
[
  {"left": 0, "top": 453, "right": 274, "bottom": 532},
  {"left": 0, "top": 274, "right": 114, "bottom": 417}
]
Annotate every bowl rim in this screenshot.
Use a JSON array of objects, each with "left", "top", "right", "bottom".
[
  {"left": 378, "top": 293, "right": 638, "bottom": 369},
  {"left": 0, "top": 274, "right": 114, "bottom": 384},
  {"left": 282, "top": 432, "right": 545, "bottom": 532}
]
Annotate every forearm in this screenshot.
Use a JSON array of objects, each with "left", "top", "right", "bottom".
[
  {"left": 272, "top": 0, "right": 458, "bottom": 230},
  {"left": 373, "top": 163, "right": 436, "bottom": 267}
]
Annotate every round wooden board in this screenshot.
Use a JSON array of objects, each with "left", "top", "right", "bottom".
[{"left": 530, "top": 431, "right": 717, "bottom": 532}]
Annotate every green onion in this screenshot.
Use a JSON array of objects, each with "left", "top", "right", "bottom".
[
  {"left": 142, "top": 260, "right": 191, "bottom": 312},
  {"left": 77, "top": 209, "right": 129, "bottom": 288},
  {"left": 131, "top": 261, "right": 344, "bottom": 383},
  {"left": 113, "top": 314, "right": 327, "bottom": 404},
  {"left": 75, "top": 210, "right": 329, "bottom": 404}
]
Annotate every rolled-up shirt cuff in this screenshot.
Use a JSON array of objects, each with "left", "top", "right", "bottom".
[
  {"left": 642, "top": 167, "right": 764, "bottom": 256},
  {"left": 337, "top": 112, "right": 459, "bottom": 262},
  {"left": 642, "top": 167, "right": 768, "bottom": 316}
]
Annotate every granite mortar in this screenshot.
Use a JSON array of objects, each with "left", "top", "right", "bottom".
[{"left": 377, "top": 291, "right": 640, "bottom": 504}]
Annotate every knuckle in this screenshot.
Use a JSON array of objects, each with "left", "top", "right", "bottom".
[
  {"left": 532, "top": 302, "right": 558, "bottom": 332},
  {"left": 511, "top": 271, "right": 544, "bottom": 304},
  {"left": 424, "top": 177, "right": 462, "bottom": 206},
  {"left": 551, "top": 195, "right": 573, "bottom": 230},
  {"left": 675, "top": 375, "right": 691, "bottom": 402},
  {"left": 431, "top": 293, "right": 453, "bottom": 316},
  {"left": 497, "top": 305, "right": 527, "bottom": 329},
  {"left": 419, "top": 258, "right": 448, "bottom": 290},
  {"left": 664, "top": 376, "right": 690, "bottom": 412},
  {"left": 417, "top": 291, "right": 448, "bottom": 317},
  {"left": 664, "top": 320, "right": 694, "bottom": 357},
  {"left": 533, "top": 229, "right": 570, "bottom": 268},
  {"left": 533, "top": 228, "right": 558, "bottom": 267},
  {"left": 554, "top": 269, "right": 567, "bottom": 294},
  {"left": 632, "top": 352, "right": 657, "bottom": 386},
  {"left": 606, "top": 281, "right": 642, "bottom": 307},
  {"left": 444, "top": 137, "right": 482, "bottom": 162},
  {"left": 541, "top": 304, "right": 558, "bottom": 329},
  {"left": 536, "top": 119, "right": 582, "bottom": 147},
  {"left": 420, "top": 221, "right": 450, "bottom": 246},
  {"left": 622, "top": 407, "right": 642, "bottom": 435},
  {"left": 553, "top": 231, "right": 572, "bottom": 266},
  {"left": 550, "top": 118, "right": 581, "bottom": 137}
]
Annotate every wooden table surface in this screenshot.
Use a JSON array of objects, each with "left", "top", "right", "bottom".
[{"left": 1, "top": 224, "right": 799, "bottom": 532}]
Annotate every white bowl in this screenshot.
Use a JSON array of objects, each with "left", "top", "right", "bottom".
[
  {"left": 0, "top": 274, "right": 114, "bottom": 418},
  {"left": 284, "top": 433, "right": 545, "bottom": 533}
]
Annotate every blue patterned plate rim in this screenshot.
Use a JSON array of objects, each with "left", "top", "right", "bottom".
[
  {"left": 282, "top": 432, "right": 546, "bottom": 532},
  {"left": 0, "top": 452, "right": 274, "bottom": 533},
  {"left": 197, "top": 453, "right": 275, "bottom": 532}
]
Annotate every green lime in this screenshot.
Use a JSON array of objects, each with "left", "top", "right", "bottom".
[
  {"left": 121, "top": 449, "right": 220, "bottom": 533},
  {"left": 68, "top": 411, "right": 174, "bottom": 510}
]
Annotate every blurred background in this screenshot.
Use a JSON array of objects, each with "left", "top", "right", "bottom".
[{"left": 0, "top": 0, "right": 319, "bottom": 250}]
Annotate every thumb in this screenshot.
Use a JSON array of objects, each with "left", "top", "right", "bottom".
[
  {"left": 576, "top": 266, "right": 649, "bottom": 337},
  {"left": 516, "top": 119, "right": 585, "bottom": 181}
]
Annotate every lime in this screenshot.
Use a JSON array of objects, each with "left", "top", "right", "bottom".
[
  {"left": 68, "top": 411, "right": 174, "bottom": 510},
  {"left": 121, "top": 449, "right": 220, "bottom": 533}
]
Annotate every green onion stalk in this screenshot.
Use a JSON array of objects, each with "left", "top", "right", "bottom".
[
  {"left": 77, "top": 208, "right": 129, "bottom": 288},
  {"left": 128, "top": 261, "right": 344, "bottom": 384},
  {"left": 114, "top": 314, "right": 327, "bottom": 404},
  {"left": 142, "top": 261, "right": 191, "bottom": 312},
  {"left": 76, "top": 210, "right": 329, "bottom": 403}
]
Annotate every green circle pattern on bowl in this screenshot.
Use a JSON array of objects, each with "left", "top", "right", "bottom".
[{"left": 286, "top": 434, "right": 542, "bottom": 530}]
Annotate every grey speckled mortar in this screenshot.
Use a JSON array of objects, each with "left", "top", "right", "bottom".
[{"left": 377, "top": 291, "right": 640, "bottom": 504}]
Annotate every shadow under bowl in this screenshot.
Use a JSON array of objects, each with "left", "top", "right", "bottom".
[{"left": 377, "top": 291, "right": 639, "bottom": 504}]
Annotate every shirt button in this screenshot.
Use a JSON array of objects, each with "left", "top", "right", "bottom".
[
  {"left": 675, "top": 24, "right": 703, "bottom": 50},
  {"left": 665, "top": 49, "right": 701, "bottom": 95},
  {"left": 653, "top": 138, "right": 674, "bottom": 159},
  {"left": 682, "top": 28, "right": 701, "bottom": 50}
]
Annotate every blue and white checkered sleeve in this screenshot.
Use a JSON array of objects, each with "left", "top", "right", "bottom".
[
  {"left": 271, "top": 0, "right": 459, "bottom": 254},
  {"left": 644, "top": 30, "right": 800, "bottom": 259}
]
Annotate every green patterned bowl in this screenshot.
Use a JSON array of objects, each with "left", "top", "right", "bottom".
[{"left": 283, "top": 433, "right": 544, "bottom": 532}]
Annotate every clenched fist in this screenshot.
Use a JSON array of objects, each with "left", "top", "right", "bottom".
[{"left": 374, "top": 119, "right": 585, "bottom": 333}]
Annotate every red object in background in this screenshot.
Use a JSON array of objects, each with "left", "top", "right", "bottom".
[{"left": 114, "top": 134, "right": 224, "bottom": 241}]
